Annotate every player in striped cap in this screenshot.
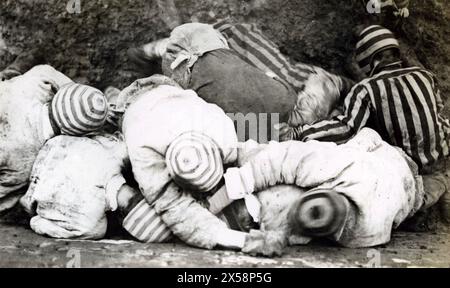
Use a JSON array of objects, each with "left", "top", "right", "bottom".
[
  {"left": 166, "top": 131, "right": 224, "bottom": 193},
  {"left": 279, "top": 24, "right": 450, "bottom": 228},
  {"left": 355, "top": 25, "right": 400, "bottom": 76},
  {"left": 50, "top": 83, "right": 109, "bottom": 136}
]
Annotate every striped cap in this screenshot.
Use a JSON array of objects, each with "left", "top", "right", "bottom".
[
  {"left": 166, "top": 132, "right": 224, "bottom": 193},
  {"left": 355, "top": 25, "right": 400, "bottom": 75},
  {"left": 123, "top": 199, "right": 172, "bottom": 243},
  {"left": 51, "top": 83, "right": 108, "bottom": 136},
  {"left": 293, "top": 190, "right": 349, "bottom": 237}
]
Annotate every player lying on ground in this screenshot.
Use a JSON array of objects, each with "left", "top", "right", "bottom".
[
  {"left": 128, "top": 21, "right": 354, "bottom": 139},
  {"left": 0, "top": 65, "right": 109, "bottom": 213}
]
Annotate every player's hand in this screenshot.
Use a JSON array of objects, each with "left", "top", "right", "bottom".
[
  {"left": 394, "top": 8, "right": 410, "bottom": 18},
  {"left": 242, "top": 229, "right": 287, "bottom": 257}
]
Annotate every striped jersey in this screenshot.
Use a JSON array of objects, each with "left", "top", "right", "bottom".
[
  {"left": 299, "top": 66, "right": 450, "bottom": 168},
  {"left": 212, "top": 21, "right": 354, "bottom": 94}
]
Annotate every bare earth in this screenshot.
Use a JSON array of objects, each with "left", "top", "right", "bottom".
[{"left": 0, "top": 222, "right": 448, "bottom": 268}]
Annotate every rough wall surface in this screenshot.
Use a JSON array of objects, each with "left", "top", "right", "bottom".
[{"left": 0, "top": 1, "right": 448, "bottom": 93}]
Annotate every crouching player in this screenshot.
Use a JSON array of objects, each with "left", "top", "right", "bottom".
[{"left": 279, "top": 25, "right": 450, "bottom": 226}]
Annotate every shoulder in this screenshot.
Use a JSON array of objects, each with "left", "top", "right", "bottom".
[{"left": 347, "top": 81, "right": 370, "bottom": 98}]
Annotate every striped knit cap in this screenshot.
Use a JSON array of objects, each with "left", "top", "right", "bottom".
[
  {"left": 166, "top": 132, "right": 224, "bottom": 193},
  {"left": 51, "top": 83, "right": 108, "bottom": 136},
  {"left": 123, "top": 199, "right": 172, "bottom": 243},
  {"left": 355, "top": 25, "right": 400, "bottom": 75}
]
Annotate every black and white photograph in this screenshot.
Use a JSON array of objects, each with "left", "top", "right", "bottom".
[{"left": 0, "top": 0, "right": 449, "bottom": 270}]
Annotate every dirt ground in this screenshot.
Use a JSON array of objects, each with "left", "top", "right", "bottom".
[
  {"left": 0, "top": 221, "right": 449, "bottom": 268},
  {"left": 0, "top": 0, "right": 450, "bottom": 268}
]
